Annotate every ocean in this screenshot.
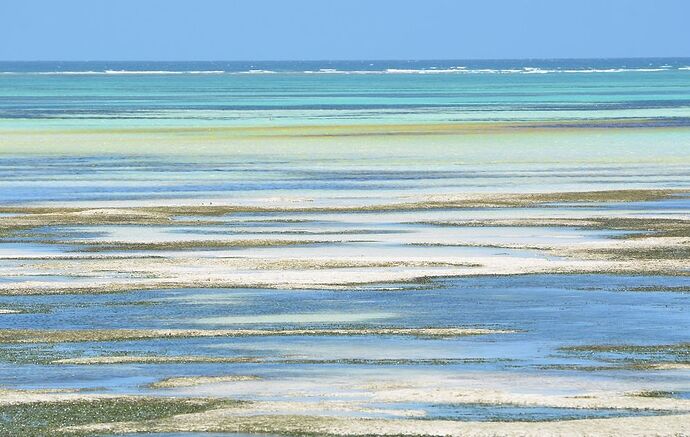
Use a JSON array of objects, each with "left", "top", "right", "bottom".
[{"left": 1, "top": 58, "right": 690, "bottom": 204}]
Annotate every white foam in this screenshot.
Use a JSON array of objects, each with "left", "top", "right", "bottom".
[
  {"left": 0, "top": 70, "right": 226, "bottom": 75},
  {"left": 0, "top": 67, "right": 677, "bottom": 76},
  {"left": 235, "top": 69, "right": 277, "bottom": 74},
  {"left": 300, "top": 67, "right": 672, "bottom": 75},
  {"left": 103, "top": 70, "right": 225, "bottom": 75},
  {"left": 559, "top": 68, "right": 669, "bottom": 73}
]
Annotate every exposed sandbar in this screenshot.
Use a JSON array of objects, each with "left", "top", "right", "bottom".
[
  {"left": 0, "top": 327, "right": 515, "bottom": 344},
  {"left": 149, "top": 375, "right": 261, "bottom": 389}
]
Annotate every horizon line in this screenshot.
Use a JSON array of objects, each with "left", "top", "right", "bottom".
[{"left": 2, "top": 56, "right": 690, "bottom": 63}]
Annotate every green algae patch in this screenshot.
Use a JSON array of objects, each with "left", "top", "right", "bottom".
[
  {"left": 0, "top": 345, "right": 258, "bottom": 366},
  {"left": 561, "top": 343, "right": 690, "bottom": 354},
  {"left": 0, "top": 345, "right": 74, "bottom": 365},
  {"left": 628, "top": 391, "right": 679, "bottom": 398},
  {"left": 559, "top": 342, "right": 690, "bottom": 371},
  {"left": 52, "top": 356, "right": 492, "bottom": 366},
  {"left": 0, "top": 397, "right": 242, "bottom": 437},
  {"left": 0, "top": 327, "right": 515, "bottom": 345},
  {"left": 591, "top": 218, "right": 690, "bottom": 239},
  {"left": 52, "top": 355, "right": 263, "bottom": 365},
  {"left": 536, "top": 364, "right": 629, "bottom": 372},
  {"left": 246, "top": 259, "right": 481, "bottom": 270},
  {"left": 277, "top": 357, "right": 491, "bottom": 366},
  {"left": 586, "top": 246, "right": 690, "bottom": 261},
  {"left": 0, "top": 209, "right": 171, "bottom": 232},
  {"left": 523, "top": 189, "right": 685, "bottom": 204},
  {"left": 625, "top": 286, "right": 690, "bottom": 293},
  {"left": 61, "top": 412, "right": 346, "bottom": 436},
  {"left": 75, "top": 239, "right": 328, "bottom": 252}
]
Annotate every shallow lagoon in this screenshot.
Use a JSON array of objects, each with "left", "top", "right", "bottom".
[
  {"left": 1, "top": 62, "right": 690, "bottom": 434},
  {"left": 1, "top": 275, "right": 688, "bottom": 401}
]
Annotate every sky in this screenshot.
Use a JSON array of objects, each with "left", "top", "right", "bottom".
[{"left": 1, "top": 0, "right": 690, "bottom": 61}]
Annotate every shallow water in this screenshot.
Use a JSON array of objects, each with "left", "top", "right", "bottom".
[
  {"left": 1, "top": 275, "right": 688, "bottom": 398},
  {"left": 2, "top": 60, "right": 690, "bottom": 205},
  {"left": 370, "top": 402, "right": 672, "bottom": 421},
  {"left": 1, "top": 61, "right": 690, "bottom": 432}
]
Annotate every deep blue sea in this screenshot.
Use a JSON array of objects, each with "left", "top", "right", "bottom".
[{"left": 1, "top": 58, "right": 689, "bottom": 74}]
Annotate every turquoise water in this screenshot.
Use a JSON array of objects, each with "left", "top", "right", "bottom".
[
  {"left": 1, "top": 59, "right": 690, "bottom": 204},
  {"left": 1, "top": 59, "right": 690, "bottom": 126}
]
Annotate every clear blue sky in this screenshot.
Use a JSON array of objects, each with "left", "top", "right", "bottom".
[{"left": 2, "top": 0, "right": 689, "bottom": 61}]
